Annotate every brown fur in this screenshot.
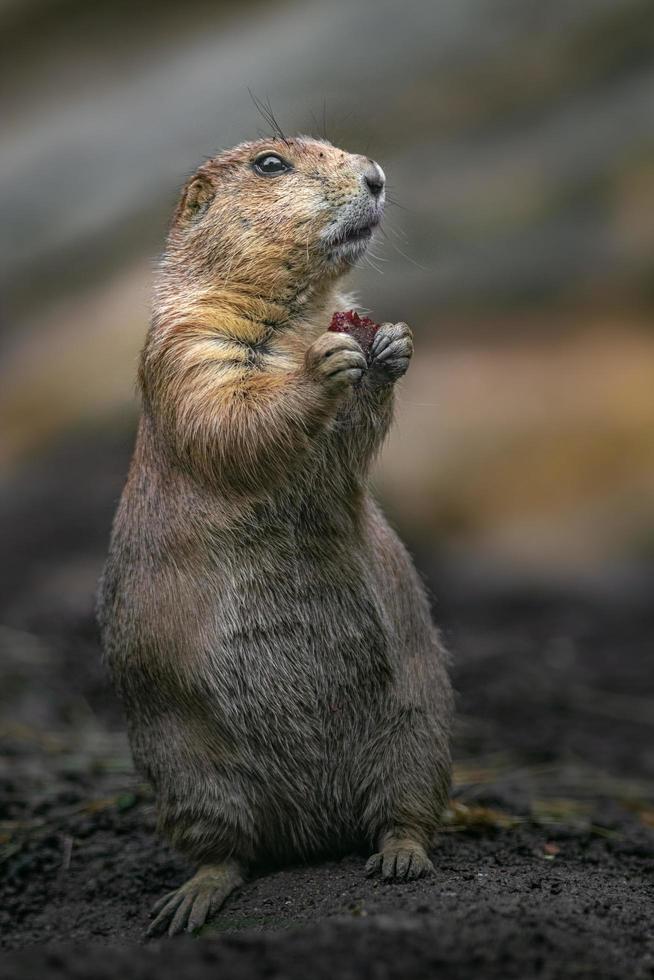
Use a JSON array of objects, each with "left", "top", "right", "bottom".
[{"left": 98, "top": 136, "right": 453, "bottom": 937}]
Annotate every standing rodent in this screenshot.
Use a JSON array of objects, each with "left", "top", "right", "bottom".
[{"left": 98, "top": 135, "right": 453, "bottom": 937}]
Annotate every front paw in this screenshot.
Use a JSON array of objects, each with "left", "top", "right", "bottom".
[
  {"left": 305, "top": 331, "right": 368, "bottom": 393},
  {"left": 368, "top": 322, "right": 413, "bottom": 384}
]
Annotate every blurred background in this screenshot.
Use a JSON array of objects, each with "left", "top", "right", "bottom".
[{"left": 1, "top": 5, "right": 654, "bottom": 953}]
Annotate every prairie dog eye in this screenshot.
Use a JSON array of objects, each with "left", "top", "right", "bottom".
[{"left": 253, "top": 153, "right": 292, "bottom": 177}]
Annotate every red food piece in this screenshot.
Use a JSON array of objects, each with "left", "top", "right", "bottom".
[{"left": 328, "top": 309, "right": 380, "bottom": 356}]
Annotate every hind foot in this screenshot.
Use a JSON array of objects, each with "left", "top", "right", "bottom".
[
  {"left": 147, "top": 860, "right": 243, "bottom": 937},
  {"left": 365, "top": 837, "right": 434, "bottom": 881}
]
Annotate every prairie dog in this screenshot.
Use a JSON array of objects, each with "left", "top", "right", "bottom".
[{"left": 98, "top": 136, "right": 452, "bottom": 937}]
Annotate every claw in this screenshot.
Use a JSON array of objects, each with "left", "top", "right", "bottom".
[
  {"left": 374, "top": 338, "right": 413, "bottom": 362},
  {"left": 187, "top": 889, "right": 213, "bottom": 934},
  {"left": 382, "top": 852, "right": 398, "bottom": 880},
  {"left": 395, "top": 850, "right": 412, "bottom": 879},
  {"left": 168, "top": 893, "right": 194, "bottom": 936},
  {"left": 147, "top": 892, "right": 183, "bottom": 938},
  {"left": 150, "top": 889, "right": 178, "bottom": 917},
  {"left": 365, "top": 852, "right": 383, "bottom": 876}
]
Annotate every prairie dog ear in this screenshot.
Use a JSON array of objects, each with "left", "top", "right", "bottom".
[{"left": 177, "top": 175, "right": 215, "bottom": 224}]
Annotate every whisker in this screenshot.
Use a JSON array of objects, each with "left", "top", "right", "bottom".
[
  {"left": 383, "top": 224, "right": 409, "bottom": 242},
  {"left": 367, "top": 248, "right": 389, "bottom": 263},
  {"left": 248, "top": 89, "right": 291, "bottom": 147},
  {"left": 378, "top": 226, "right": 429, "bottom": 272},
  {"left": 362, "top": 253, "right": 384, "bottom": 275},
  {"left": 385, "top": 196, "right": 412, "bottom": 213},
  {"left": 309, "top": 110, "right": 321, "bottom": 138}
]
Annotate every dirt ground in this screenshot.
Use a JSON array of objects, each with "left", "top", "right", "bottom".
[{"left": 1, "top": 428, "right": 653, "bottom": 979}]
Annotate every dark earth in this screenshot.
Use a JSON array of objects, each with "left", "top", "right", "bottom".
[{"left": 1, "top": 426, "right": 653, "bottom": 979}]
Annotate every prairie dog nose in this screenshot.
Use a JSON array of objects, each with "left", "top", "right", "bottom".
[{"left": 363, "top": 160, "right": 385, "bottom": 198}]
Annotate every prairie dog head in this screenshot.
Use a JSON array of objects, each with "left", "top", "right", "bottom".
[{"left": 164, "top": 137, "right": 385, "bottom": 306}]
